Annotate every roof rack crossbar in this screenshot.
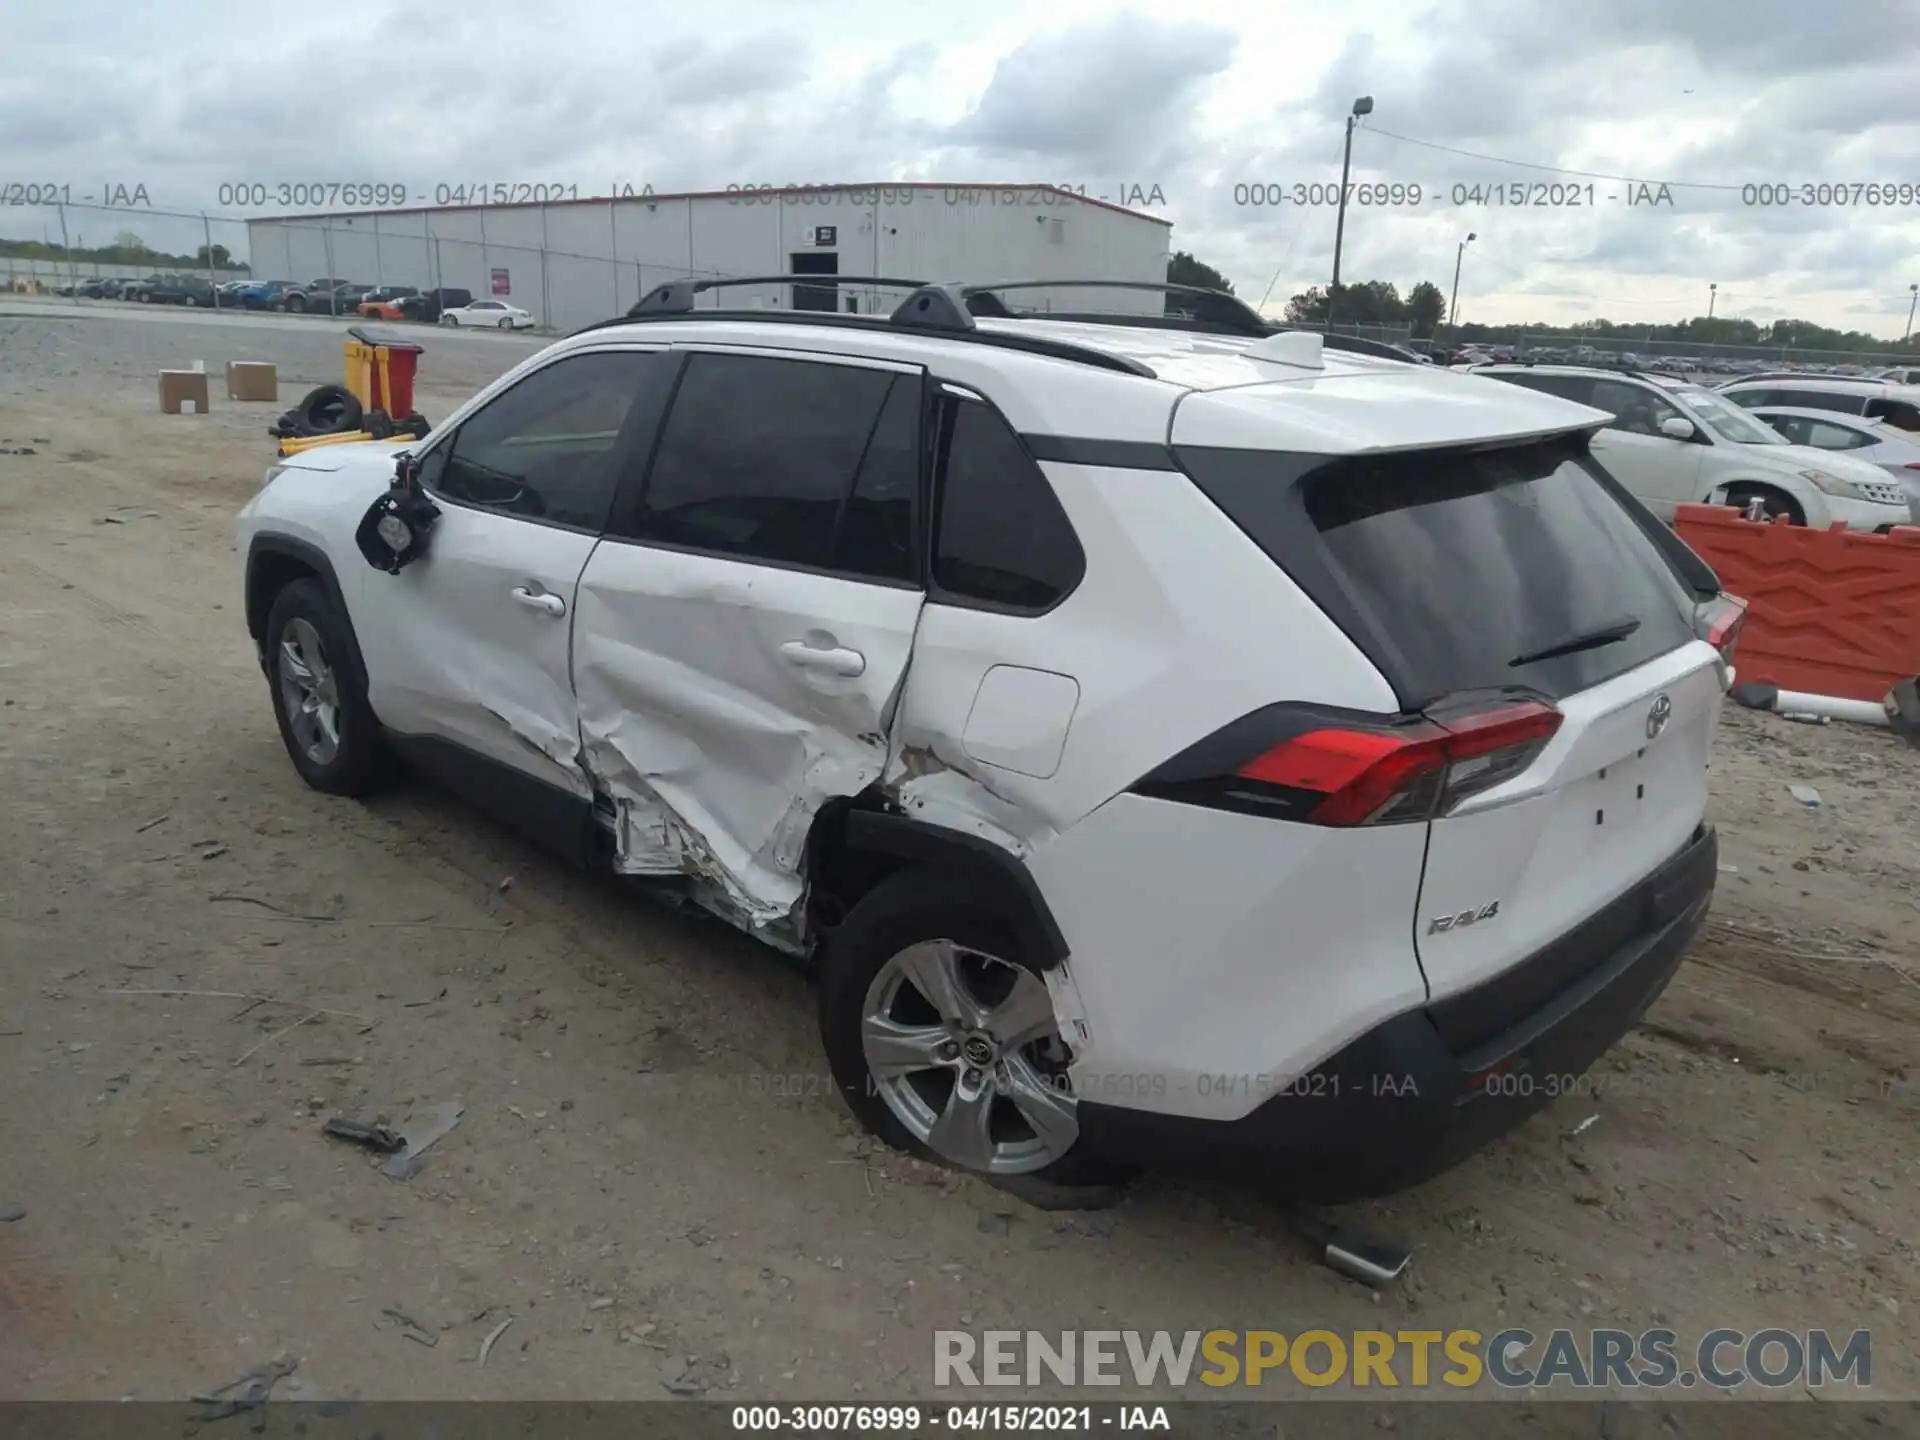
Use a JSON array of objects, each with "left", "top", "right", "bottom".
[{"left": 959, "top": 280, "right": 1272, "bottom": 337}]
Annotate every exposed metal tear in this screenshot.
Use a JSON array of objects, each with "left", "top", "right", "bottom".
[{"left": 576, "top": 712, "right": 888, "bottom": 945}]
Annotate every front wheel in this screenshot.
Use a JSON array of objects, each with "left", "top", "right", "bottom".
[
  {"left": 1723, "top": 483, "right": 1805, "bottom": 525},
  {"left": 262, "top": 579, "right": 391, "bottom": 796},
  {"left": 498, "top": 317, "right": 512, "bottom": 329},
  {"left": 818, "top": 868, "right": 1123, "bottom": 1185},
  {"left": 441, "top": 314, "right": 458, "bottom": 326}
]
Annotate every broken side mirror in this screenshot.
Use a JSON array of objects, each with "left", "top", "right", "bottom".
[{"left": 354, "top": 451, "right": 440, "bottom": 574}]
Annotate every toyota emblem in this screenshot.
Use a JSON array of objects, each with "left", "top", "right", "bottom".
[{"left": 1646, "top": 694, "right": 1673, "bottom": 739}]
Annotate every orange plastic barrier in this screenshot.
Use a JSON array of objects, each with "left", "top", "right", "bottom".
[{"left": 1672, "top": 503, "right": 1920, "bottom": 702}]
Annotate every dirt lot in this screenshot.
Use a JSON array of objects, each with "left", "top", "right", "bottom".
[{"left": 0, "top": 309, "right": 1914, "bottom": 1418}]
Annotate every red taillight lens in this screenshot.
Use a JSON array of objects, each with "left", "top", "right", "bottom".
[
  {"left": 1695, "top": 592, "right": 1747, "bottom": 661},
  {"left": 1234, "top": 700, "right": 1562, "bottom": 827}
]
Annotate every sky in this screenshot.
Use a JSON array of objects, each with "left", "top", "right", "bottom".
[{"left": 4, "top": 0, "right": 1919, "bottom": 335}]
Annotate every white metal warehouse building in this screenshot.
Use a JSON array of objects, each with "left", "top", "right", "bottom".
[{"left": 243, "top": 184, "right": 1172, "bottom": 332}]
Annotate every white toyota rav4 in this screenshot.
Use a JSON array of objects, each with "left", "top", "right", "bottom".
[{"left": 237, "top": 279, "right": 1739, "bottom": 1200}]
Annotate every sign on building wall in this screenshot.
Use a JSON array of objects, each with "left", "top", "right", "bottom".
[
  {"left": 812, "top": 226, "right": 837, "bottom": 247},
  {"left": 490, "top": 268, "right": 510, "bottom": 295}
]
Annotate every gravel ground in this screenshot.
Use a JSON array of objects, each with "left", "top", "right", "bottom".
[{"left": 0, "top": 309, "right": 1913, "bottom": 1425}]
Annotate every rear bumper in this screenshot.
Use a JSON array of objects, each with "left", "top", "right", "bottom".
[{"left": 1077, "top": 824, "right": 1717, "bottom": 1202}]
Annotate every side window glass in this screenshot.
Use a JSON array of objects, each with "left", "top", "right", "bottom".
[
  {"left": 1589, "top": 380, "right": 1651, "bottom": 431},
  {"left": 1783, "top": 389, "right": 1854, "bottom": 414},
  {"left": 932, "top": 394, "right": 1085, "bottom": 610},
  {"left": 631, "top": 353, "right": 898, "bottom": 569},
  {"left": 1765, "top": 415, "right": 1807, "bottom": 444},
  {"left": 1866, "top": 399, "right": 1920, "bottom": 433},
  {"left": 832, "top": 375, "right": 922, "bottom": 583},
  {"left": 1807, "top": 420, "right": 1864, "bottom": 449},
  {"left": 435, "top": 351, "right": 668, "bottom": 531}
]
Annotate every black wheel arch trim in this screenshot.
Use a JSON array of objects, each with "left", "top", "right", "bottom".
[
  {"left": 244, "top": 533, "right": 372, "bottom": 693},
  {"left": 839, "top": 811, "right": 1069, "bottom": 968}
]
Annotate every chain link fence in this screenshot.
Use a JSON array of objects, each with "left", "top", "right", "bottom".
[{"left": 1515, "top": 332, "right": 1916, "bottom": 371}]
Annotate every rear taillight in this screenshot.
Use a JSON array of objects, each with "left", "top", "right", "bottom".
[
  {"left": 1138, "top": 699, "right": 1562, "bottom": 827},
  {"left": 1695, "top": 592, "right": 1746, "bottom": 663}
]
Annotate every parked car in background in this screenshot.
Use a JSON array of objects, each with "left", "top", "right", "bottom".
[
  {"left": 95, "top": 278, "right": 127, "bottom": 299},
  {"left": 357, "top": 286, "right": 421, "bottom": 320},
  {"left": 1746, "top": 407, "right": 1920, "bottom": 522},
  {"left": 1718, "top": 377, "right": 1920, "bottom": 434},
  {"left": 215, "top": 279, "right": 253, "bottom": 304},
  {"left": 397, "top": 287, "right": 472, "bottom": 323},
  {"left": 280, "top": 278, "right": 359, "bottom": 314},
  {"left": 439, "top": 298, "right": 536, "bottom": 329},
  {"left": 120, "top": 275, "right": 159, "bottom": 301},
  {"left": 230, "top": 280, "right": 289, "bottom": 309},
  {"left": 142, "top": 274, "right": 217, "bottom": 307},
  {"left": 1475, "top": 363, "right": 1912, "bottom": 530},
  {"left": 1871, "top": 366, "right": 1920, "bottom": 387}
]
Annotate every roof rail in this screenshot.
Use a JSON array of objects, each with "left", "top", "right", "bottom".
[
  {"left": 627, "top": 274, "right": 933, "bottom": 317},
  {"left": 958, "top": 280, "right": 1274, "bottom": 337}
]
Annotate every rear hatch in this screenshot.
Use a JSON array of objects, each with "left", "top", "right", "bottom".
[{"left": 1174, "top": 416, "right": 1726, "bottom": 1007}]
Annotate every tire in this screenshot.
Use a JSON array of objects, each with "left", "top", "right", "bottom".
[
  {"left": 1723, "top": 483, "right": 1805, "bottom": 525},
  {"left": 285, "top": 294, "right": 307, "bottom": 314},
  {"left": 261, "top": 578, "right": 391, "bottom": 796},
  {"left": 498, "top": 317, "right": 512, "bottom": 329},
  {"left": 818, "top": 866, "right": 1128, "bottom": 1186},
  {"left": 289, "top": 383, "right": 363, "bottom": 435},
  {"left": 440, "top": 314, "right": 459, "bottom": 326}
]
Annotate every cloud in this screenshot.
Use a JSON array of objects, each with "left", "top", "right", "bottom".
[{"left": 1, "top": 0, "right": 1915, "bottom": 336}]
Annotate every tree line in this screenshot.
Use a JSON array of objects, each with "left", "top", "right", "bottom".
[
  {"left": 1167, "top": 253, "right": 1916, "bottom": 354},
  {"left": 0, "top": 232, "right": 246, "bottom": 272}
]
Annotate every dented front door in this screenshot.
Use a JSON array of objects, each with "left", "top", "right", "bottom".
[
  {"left": 569, "top": 348, "right": 928, "bottom": 929},
  {"left": 357, "top": 347, "right": 678, "bottom": 813},
  {"left": 362, "top": 499, "right": 599, "bottom": 802}
]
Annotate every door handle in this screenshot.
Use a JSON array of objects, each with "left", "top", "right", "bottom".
[
  {"left": 510, "top": 585, "right": 566, "bottom": 617},
  {"left": 779, "top": 640, "right": 866, "bottom": 677}
]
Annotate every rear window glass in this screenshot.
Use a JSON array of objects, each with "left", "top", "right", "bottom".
[{"left": 1180, "top": 438, "right": 1698, "bottom": 705}]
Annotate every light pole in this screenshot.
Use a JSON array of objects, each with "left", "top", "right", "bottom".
[
  {"left": 1708, "top": 282, "right": 1717, "bottom": 320},
  {"left": 1448, "top": 232, "right": 1476, "bottom": 327},
  {"left": 1328, "top": 95, "right": 1373, "bottom": 327},
  {"left": 1906, "top": 283, "right": 1918, "bottom": 343}
]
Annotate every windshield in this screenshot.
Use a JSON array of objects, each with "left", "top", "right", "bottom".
[{"left": 1676, "top": 387, "right": 1787, "bottom": 444}]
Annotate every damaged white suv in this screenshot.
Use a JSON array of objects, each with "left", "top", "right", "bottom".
[{"left": 238, "top": 278, "right": 1739, "bottom": 1199}]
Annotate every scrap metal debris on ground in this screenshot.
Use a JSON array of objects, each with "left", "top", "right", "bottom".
[
  {"left": 381, "top": 1101, "right": 465, "bottom": 1181},
  {"left": 322, "top": 1117, "right": 405, "bottom": 1155},
  {"left": 191, "top": 1357, "right": 299, "bottom": 1419}
]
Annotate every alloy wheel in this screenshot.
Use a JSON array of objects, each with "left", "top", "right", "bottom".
[
  {"left": 861, "top": 939, "right": 1078, "bottom": 1175},
  {"left": 276, "top": 617, "right": 343, "bottom": 765}
]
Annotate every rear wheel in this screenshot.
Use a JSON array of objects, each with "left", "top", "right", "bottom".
[
  {"left": 262, "top": 579, "right": 390, "bottom": 796},
  {"left": 1723, "top": 483, "right": 1804, "bottom": 525},
  {"left": 819, "top": 867, "right": 1124, "bottom": 1185},
  {"left": 498, "top": 317, "right": 512, "bottom": 329},
  {"left": 441, "top": 314, "right": 459, "bottom": 326}
]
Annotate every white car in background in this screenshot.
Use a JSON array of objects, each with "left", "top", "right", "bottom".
[
  {"left": 1474, "top": 364, "right": 1912, "bottom": 530},
  {"left": 1746, "top": 406, "right": 1920, "bottom": 523},
  {"left": 1717, "top": 376, "right": 1920, "bottom": 434},
  {"left": 441, "top": 299, "right": 536, "bottom": 330}
]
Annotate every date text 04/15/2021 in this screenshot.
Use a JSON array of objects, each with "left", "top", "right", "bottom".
[{"left": 1229, "top": 181, "right": 1677, "bottom": 208}]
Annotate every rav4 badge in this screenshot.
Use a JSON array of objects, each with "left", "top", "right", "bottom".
[{"left": 1428, "top": 900, "right": 1501, "bottom": 935}]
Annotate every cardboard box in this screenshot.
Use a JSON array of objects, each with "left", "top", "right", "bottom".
[
  {"left": 226, "top": 361, "right": 278, "bottom": 402},
  {"left": 158, "top": 370, "right": 210, "bottom": 415}
]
